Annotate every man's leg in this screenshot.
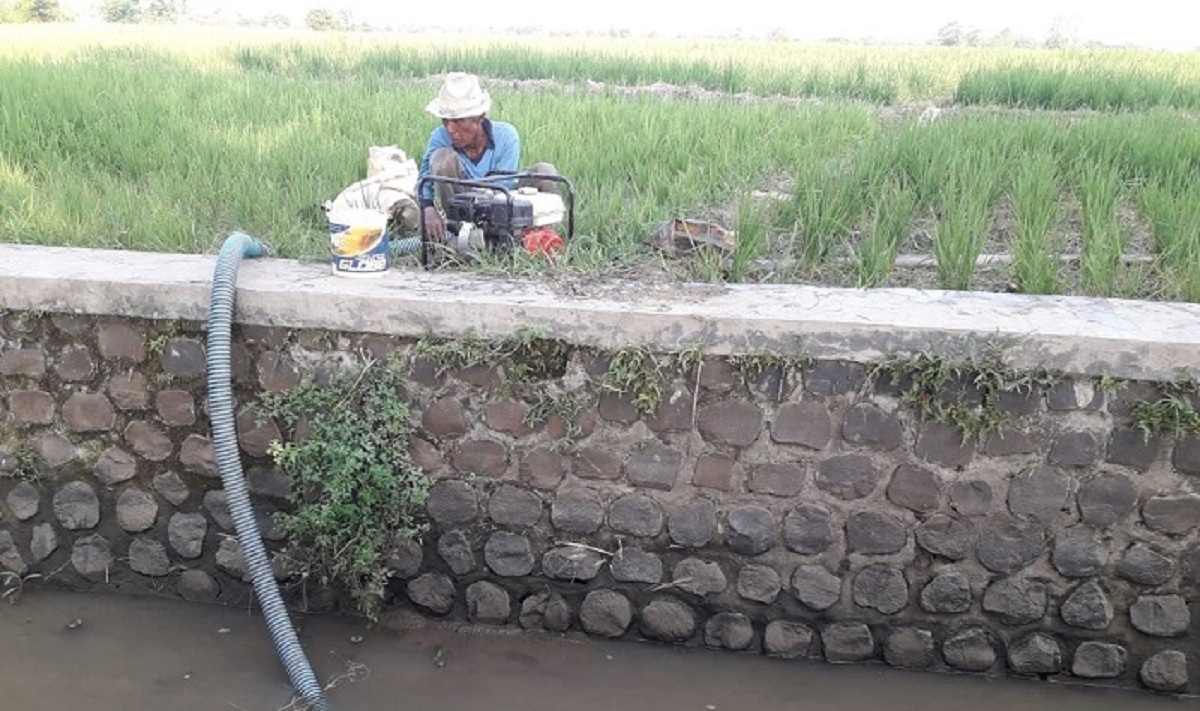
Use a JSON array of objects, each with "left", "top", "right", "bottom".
[
  {"left": 430, "top": 147, "right": 466, "bottom": 209},
  {"left": 518, "top": 162, "right": 560, "bottom": 193}
]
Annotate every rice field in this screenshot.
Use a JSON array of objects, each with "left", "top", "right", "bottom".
[{"left": 2, "top": 24, "right": 1198, "bottom": 301}]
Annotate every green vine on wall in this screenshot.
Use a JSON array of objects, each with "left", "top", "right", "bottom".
[
  {"left": 599, "top": 345, "right": 704, "bottom": 416},
  {"left": 255, "top": 356, "right": 431, "bottom": 620}
]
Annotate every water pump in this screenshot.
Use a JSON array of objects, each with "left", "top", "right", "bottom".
[{"left": 416, "top": 172, "right": 575, "bottom": 267}]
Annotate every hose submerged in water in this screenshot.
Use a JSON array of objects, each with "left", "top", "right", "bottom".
[{"left": 207, "top": 232, "right": 330, "bottom": 711}]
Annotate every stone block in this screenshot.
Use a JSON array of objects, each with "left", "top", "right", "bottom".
[
  {"left": 488, "top": 486, "right": 542, "bottom": 528},
  {"left": 71, "top": 534, "right": 113, "bottom": 580},
  {"left": 168, "top": 512, "right": 207, "bottom": 559},
  {"left": 543, "top": 547, "right": 605, "bottom": 582},
  {"left": 257, "top": 352, "right": 300, "bottom": 392},
  {"left": 427, "top": 481, "right": 478, "bottom": 526},
  {"left": 573, "top": 447, "right": 621, "bottom": 480},
  {"left": 452, "top": 439, "right": 509, "bottom": 477},
  {"left": 580, "top": 590, "right": 632, "bottom": 638},
  {"left": 520, "top": 448, "right": 567, "bottom": 490},
  {"left": 483, "top": 531, "right": 534, "bottom": 577},
  {"left": 98, "top": 322, "right": 146, "bottom": 361},
  {"left": 705, "top": 612, "right": 754, "bottom": 650},
  {"left": 6, "top": 481, "right": 40, "bottom": 521},
  {"left": 107, "top": 372, "right": 150, "bottom": 410},
  {"left": 697, "top": 401, "right": 763, "bottom": 447},
  {"left": 36, "top": 433, "right": 76, "bottom": 469},
  {"left": 156, "top": 390, "right": 197, "bottom": 426},
  {"left": 1007, "top": 466, "right": 1070, "bottom": 523},
  {"left": 671, "top": 558, "right": 727, "bottom": 596},
  {"left": 1051, "top": 527, "right": 1108, "bottom": 578},
  {"left": 53, "top": 481, "right": 100, "bottom": 530},
  {"left": 9, "top": 390, "right": 55, "bottom": 424},
  {"left": 748, "top": 462, "right": 805, "bottom": 497},
  {"left": 726, "top": 505, "right": 777, "bottom": 555},
  {"left": 950, "top": 480, "right": 993, "bottom": 517},
  {"left": 179, "top": 435, "right": 218, "bottom": 478},
  {"left": 915, "top": 422, "right": 975, "bottom": 469},
  {"left": 610, "top": 547, "right": 662, "bottom": 584},
  {"left": 763, "top": 620, "right": 814, "bottom": 659},
  {"left": 1060, "top": 581, "right": 1113, "bottom": 631},
  {"left": 916, "top": 515, "right": 976, "bottom": 561},
  {"left": 483, "top": 400, "right": 533, "bottom": 436},
  {"left": 124, "top": 420, "right": 174, "bottom": 461},
  {"left": 667, "top": 498, "right": 718, "bottom": 548},
  {"left": 1140, "top": 651, "right": 1189, "bottom": 692},
  {"left": 783, "top": 504, "right": 834, "bottom": 555},
  {"left": 770, "top": 401, "right": 832, "bottom": 449},
  {"left": 822, "top": 623, "right": 874, "bottom": 662},
  {"left": 437, "top": 530, "right": 476, "bottom": 575},
  {"left": 407, "top": 573, "right": 456, "bottom": 615},
  {"left": 152, "top": 471, "right": 191, "bottom": 506},
  {"left": 607, "top": 494, "right": 663, "bottom": 538},
  {"left": 466, "top": 581, "right": 511, "bottom": 624},
  {"left": 116, "top": 487, "right": 158, "bottom": 533},
  {"left": 692, "top": 454, "right": 734, "bottom": 491},
  {"left": 791, "top": 565, "right": 841, "bottom": 610},
  {"left": 887, "top": 464, "right": 941, "bottom": 513},
  {"left": 129, "top": 539, "right": 170, "bottom": 577},
  {"left": 640, "top": 599, "right": 696, "bottom": 643},
  {"left": 1078, "top": 473, "right": 1138, "bottom": 528},
  {"left": 846, "top": 511, "right": 907, "bottom": 555},
  {"left": 1072, "top": 642, "right": 1127, "bottom": 679},
  {"left": 160, "top": 338, "right": 206, "bottom": 377},
  {"left": 852, "top": 565, "right": 909, "bottom": 614},
  {"left": 815, "top": 454, "right": 883, "bottom": 500},
  {"left": 841, "top": 404, "right": 903, "bottom": 451},
  {"left": 551, "top": 488, "right": 604, "bottom": 535},
  {"left": 0, "top": 348, "right": 45, "bottom": 376},
  {"left": 625, "top": 442, "right": 681, "bottom": 490},
  {"left": 1008, "top": 633, "right": 1063, "bottom": 675},
  {"left": 736, "top": 564, "right": 781, "bottom": 604},
  {"left": 943, "top": 627, "right": 997, "bottom": 672},
  {"left": 55, "top": 345, "right": 95, "bottom": 381},
  {"left": 1142, "top": 495, "right": 1200, "bottom": 535},
  {"left": 62, "top": 393, "right": 114, "bottom": 432},
  {"left": 976, "top": 518, "right": 1045, "bottom": 573},
  {"left": 422, "top": 397, "right": 468, "bottom": 437},
  {"left": 805, "top": 360, "right": 866, "bottom": 395},
  {"left": 1117, "top": 544, "right": 1173, "bottom": 586},
  {"left": 1129, "top": 595, "right": 1190, "bottom": 637},
  {"left": 920, "top": 571, "right": 972, "bottom": 613},
  {"left": 1106, "top": 429, "right": 1164, "bottom": 471},
  {"left": 1049, "top": 431, "right": 1099, "bottom": 467},
  {"left": 519, "top": 590, "right": 572, "bottom": 632},
  {"left": 982, "top": 577, "right": 1047, "bottom": 625}
]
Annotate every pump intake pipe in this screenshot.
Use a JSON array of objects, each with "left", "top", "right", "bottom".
[{"left": 206, "top": 232, "right": 330, "bottom": 711}]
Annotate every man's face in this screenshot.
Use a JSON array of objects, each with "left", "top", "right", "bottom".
[{"left": 442, "top": 116, "right": 485, "bottom": 149}]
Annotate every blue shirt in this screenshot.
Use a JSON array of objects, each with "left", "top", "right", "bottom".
[{"left": 418, "top": 119, "right": 520, "bottom": 206}]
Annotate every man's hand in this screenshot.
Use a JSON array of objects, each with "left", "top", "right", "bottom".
[{"left": 423, "top": 206, "right": 445, "bottom": 242}]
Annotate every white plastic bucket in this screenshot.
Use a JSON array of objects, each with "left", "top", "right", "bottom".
[{"left": 328, "top": 208, "right": 389, "bottom": 277}]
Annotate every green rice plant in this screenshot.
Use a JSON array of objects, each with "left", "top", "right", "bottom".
[
  {"left": 1139, "top": 178, "right": 1200, "bottom": 303},
  {"left": 1078, "top": 162, "right": 1125, "bottom": 296},
  {"left": 1010, "top": 154, "right": 1062, "bottom": 295},
  {"left": 856, "top": 180, "right": 916, "bottom": 287},
  {"left": 933, "top": 171, "right": 996, "bottom": 291}
]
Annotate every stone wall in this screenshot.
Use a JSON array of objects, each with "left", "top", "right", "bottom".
[{"left": 1, "top": 246, "right": 1198, "bottom": 697}]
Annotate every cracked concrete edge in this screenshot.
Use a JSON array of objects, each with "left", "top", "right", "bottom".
[{"left": 1, "top": 244, "right": 1198, "bottom": 381}]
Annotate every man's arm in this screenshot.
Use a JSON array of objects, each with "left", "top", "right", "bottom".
[{"left": 417, "top": 127, "right": 452, "bottom": 207}]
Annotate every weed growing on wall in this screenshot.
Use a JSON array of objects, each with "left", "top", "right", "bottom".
[
  {"left": 255, "top": 356, "right": 431, "bottom": 620},
  {"left": 1131, "top": 377, "right": 1200, "bottom": 440},
  {"left": 600, "top": 345, "right": 704, "bottom": 416},
  {"left": 874, "top": 344, "right": 1057, "bottom": 439},
  {"left": 413, "top": 326, "right": 570, "bottom": 387}
]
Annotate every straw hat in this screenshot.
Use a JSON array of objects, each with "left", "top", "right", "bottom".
[{"left": 425, "top": 72, "right": 491, "bottom": 119}]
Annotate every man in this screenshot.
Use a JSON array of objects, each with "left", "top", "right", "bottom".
[{"left": 417, "top": 72, "right": 556, "bottom": 241}]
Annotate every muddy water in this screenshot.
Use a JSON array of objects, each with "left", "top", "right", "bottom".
[{"left": 0, "top": 590, "right": 1190, "bottom": 711}]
